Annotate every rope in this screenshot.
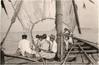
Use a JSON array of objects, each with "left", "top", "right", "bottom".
[
  {"left": 0, "top": 0, "right": 23, "bottom": 46},
  {"left": 10, "top": 0, "right": 26, "bottom": 34}
]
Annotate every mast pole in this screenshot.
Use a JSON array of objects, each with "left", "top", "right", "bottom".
[{"left": 56, "top": 0, "right": 64, "bottom": 60}]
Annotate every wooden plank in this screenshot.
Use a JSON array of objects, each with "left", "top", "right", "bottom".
[
  {"left": 90, "top": 54, "right": 98, "bottom": 62},
  {"left": 78, "top": 44, "right": 96, "bottom": 64},
  {"left": 4, "top": 54, "right": 38, "bottom": 62},
  {"left": 61, "top": 45, "right": 74, "bottom": 65},
  {"left": 65, "top": 50, "right": 98, "bottom": 54},
  {"left": 56, "top": 0, "right": 63, "bottom": 60},
  {"left": 73, "top": 46, "right": 91, "bottom": 49},
  {"left": 89, "top": 54, "right": 96, "bottom": 63},
  {"left": 73, "top": 37, "right": 99, "bottom": 50},
  {"left": 76, "top": 54, "right": 83, "bottom": 63},
  {"left": 4, "top": 62, "right": 98, "bottom": 65},
  {"left": 81, "top": 54, "right": 89, "bottom": 63}
]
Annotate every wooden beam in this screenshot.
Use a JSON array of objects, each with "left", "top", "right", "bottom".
[
  {"left": 72, "top": 0, "right": 81, "bottom": 34},
  {"left": 73, "top": 46, "right": 91, "bottom": 49},
  {"left": 73, "top": 37, "right": 99, "bottom": 50},
  {"left": 61, "top": 45, "right": 74, "bottom": 65},
  {"left": 65, "top": 50, "right": 98, "bottom": 54},
  {"left": 56, "top": 0, "right": 63, "bottom": 60},
  {"left": 78, "top": 44, "right": 96, "bottom": 64},
  {"left": 4, "top": 54, "right": 38, "bottom": 62}
]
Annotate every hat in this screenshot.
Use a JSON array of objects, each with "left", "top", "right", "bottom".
[
  {"left": 50, "top": 34, "right": 55, "bottom": 39},
  {"left": 42, "top": 34, "right": 47, "bottom": 39},
  {"left": 64, "top": 28, "right": 69, "bottom": 31},
  {"left": 22, "top": 34, "right": 27, "bottom": 39},
  {"left": 36, "top": 35, "right": 40, "bottom": 38}
]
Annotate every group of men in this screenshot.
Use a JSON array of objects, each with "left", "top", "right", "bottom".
[
  {"left": 0, "top": 28, "right": 73, "bottom": 65},
  {"left": 17, "top": 28, "right": 73, "bottom": 60},
  {"left": 17, "top": 34, "right": 57, "bottom": 59}
]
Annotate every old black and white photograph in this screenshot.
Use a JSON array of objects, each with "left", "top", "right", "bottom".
[{"left": 0, "top": 0, "right": 99, "bottom": 65}]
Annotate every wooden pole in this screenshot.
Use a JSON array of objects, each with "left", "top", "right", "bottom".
[
  {"left": 61, "top": 45, "right": 74, "bottom": 65},
  {"left": 72, "top": 0, "right": 81, "bottom": 34},
  {"left": 4, "top": 54, "right": 38, "bottom": 62},
  {"left": 78, "top": 44, "right": 96, "bottom": 64},
  {"left": 56, "top": 0, "right": 63, "bottom": 60}
]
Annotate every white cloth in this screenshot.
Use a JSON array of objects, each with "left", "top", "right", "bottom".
[
  {"left": 64, "top": 37, "right": 73, "bottom": 50},
  {"left": 40, "top": 39, "right": 50, "bottom": 51},
  {"left": 37, "top": 39, "right": 57, "bottom": 59},
  {"left": 68, "top": 36, "right": 73, "bottom": 44},
  {"left": 64, "top": 39, "right": 69, "bottom": 50},
  {"left": 39, "top": 51, "right": 55, "bottom": 59},
  {"left": 64, "top": 30, "right": 69, "bottom": 34},
  {"left": 49, "top": 41, "right": 57, "bottom": 53},
  {"left": 18, "top": 39, "right": 36, "bottom": 56},
  {"left": 64, "top": 31, "right": 73, "bottom": 50},
  {"left": 34, "top": 38, "right": 41, "bottom": 47}
]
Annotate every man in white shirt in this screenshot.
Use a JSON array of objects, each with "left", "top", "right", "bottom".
[
  {"left": 63, "top": 28, "right": 73, "bottom": 50},
  {"left": 49, "top": 34, "right": 57, "bottom": 53},
  {"left": 36, "top": 34, "right": 57, "bottom": 59},
  {"left": 18, "top": 35, "right": 36, "bottom": 57}
]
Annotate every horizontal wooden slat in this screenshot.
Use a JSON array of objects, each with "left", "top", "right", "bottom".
[
  {"left": 73, "top": 37, "right": 99, "bottom": 50},
  {"left": 4, "top": 54, "right": 39, "bottom": 62},
  {"left": 65, "top": 50, "right": 98, "bottom": 54}
]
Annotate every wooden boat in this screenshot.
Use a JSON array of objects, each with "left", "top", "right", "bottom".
[{"left": 0, "top": 0, "right": 98, "bottom": 65}]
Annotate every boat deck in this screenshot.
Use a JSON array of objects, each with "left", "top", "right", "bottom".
[{"left": 2, "top": 37, "right": 99, "bottom": 65}]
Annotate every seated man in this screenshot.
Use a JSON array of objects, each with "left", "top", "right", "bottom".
[
  {"left": 38, "top": 34, "right": 57, "bottom": 59},
  {"left": 34, "top": 35, "right": 42, "bottom": 52},
  {"left": 39, "top": 34, "right": 50, "bottom": 51},
  {"left": 49, "top": 34, "right": 57, "bottom": 54},
  {"left": 63, "top": 28, "right": 73, "bottom": 50},
  {"left": 17, "top": 34, "right": 36, "bottom": 57}
]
